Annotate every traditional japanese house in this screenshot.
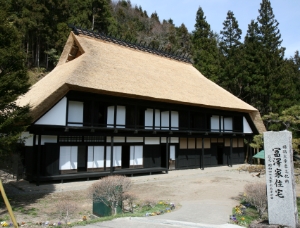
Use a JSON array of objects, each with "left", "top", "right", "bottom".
[{"left": 17, "top": 26, "right": 265, "bottom": 184}]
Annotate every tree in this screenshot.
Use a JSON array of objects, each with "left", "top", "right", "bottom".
[
  {"left": 220, "top": 11, "right": 242, "bottom": 53},
  {"left": 242, "top": 20, "right": 265, "bottom": 110},
  {"left": 244, "top": 182, "right": 267, "bottom": 218},
  {"left": 256, "top": 0, "right": 285, "bottom": 114},
  {"left": 88, "top": 175, "right": 132, "bottom": 215},
  {"left": 219, "top": 11, "right": 244, "bottom": 97},
  {"left": 249, "top": 134, "right": 263, "bottom": 164},
  {"left": 176, "top": 23, "right": 192, "bottom": 54},
  {"left": 192, "top": 7, "right": 220, "bottom": 82},
  {"left": 0, "top": 2, "right": 31, "bottom": 157},
  {"left": 263, "top": 105, "right": 300, "bottom": 153}
]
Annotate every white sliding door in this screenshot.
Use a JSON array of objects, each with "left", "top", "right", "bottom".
[
  {"left": 87, "top": 146, "right": 94, "bottom": 168},
  {"left": 130, "top": 145, "right": 143, "bottom": 166},
  {"left": 106, "top": 146, "right": 122, "bottom": 167},
  {"left": 116, "top": 106, "right": 126, "bottom": 128},
  {"left": 94, "top": 146, "right": 105, "bottom": 168},
  {"left": 211, "top": 115, "right": 219, "bottom": 132},
  {"left": 107, "top": 106, "right": 114, "bottom": 128},
  {"left": 59, "top": 146, "right": 78, "bottom": 170},
  {"left": 68, "top": 101, "right": 83, "bottom": 126},
  {"left": 107, "top": 106, "right": 126, "bottom": 128},
  {"left": 155, "top": 109, "right": 160, "bottom": 129},
  {"left": 170, "top": 145, "right": 175, "bottom": 160},
  {"left": 88, "top": 146, "right": 104, "bottom": 168},
  {"left": 145, "top": 109, "right": 153, "bottom": 129},
  {"left": 171, "top": 111, "right": 179, "bottom": 130},
  {"left": 224, "top": 117, "right": 233, "bottom": 132},
  {"left": 161, "top": 111, "right": 169, "bottom": 130}
]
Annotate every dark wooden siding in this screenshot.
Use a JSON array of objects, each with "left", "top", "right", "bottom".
[
  {"left": 232, "top": 148, "right": 245, "bottom": 164},
  {"left": 41, "top": 143, "right": 60, "bottom": 176},
  {"left": 24, "top": 147, "right": 35, "bottom": 180},
  {"left": 143, "top": 145, "right": 161, "bottom": 168},
  {"left": 177, "top": 149, "right": 200, "bottom": 168}
]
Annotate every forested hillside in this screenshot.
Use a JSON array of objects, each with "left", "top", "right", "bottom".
[{"left": 1, "top": 0, "right": 300, "bottom": 126}]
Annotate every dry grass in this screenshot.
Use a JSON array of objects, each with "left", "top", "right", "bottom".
[{"left": 237, "top": 165, "right": 265, "bottom": 174}]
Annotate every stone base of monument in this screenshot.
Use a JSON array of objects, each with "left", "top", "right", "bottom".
[
  {"left": 250, "top": 220, "right": 300, "bottom": 228},
  {"left": 249, "top": 220, "right": 283, "bottom": 228}
]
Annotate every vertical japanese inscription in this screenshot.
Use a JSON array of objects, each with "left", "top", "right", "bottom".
[{"left": 264, "top": 131, "right": 298, "bottom": 227}]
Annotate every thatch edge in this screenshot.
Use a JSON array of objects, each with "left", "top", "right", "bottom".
[{"left": 249, "top": 111, "right": 266, "bottom": 134}]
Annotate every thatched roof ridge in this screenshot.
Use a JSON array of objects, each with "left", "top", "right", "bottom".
[{"left": 17, "top": 32, "right": 266, "bottom": 133}]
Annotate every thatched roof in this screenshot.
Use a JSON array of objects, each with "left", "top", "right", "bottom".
[{"left": 17, "top": 31, "right": 266, "bottom": 133}]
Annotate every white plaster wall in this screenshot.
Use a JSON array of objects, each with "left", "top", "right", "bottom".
[
  {"left": 106, "top": 137, "right": 125, "bottom": 143},
  {"left": 144, "top": 137, "right": 160, "bottom": 144},
  {"left": 35, "top": 97, "right": 67, "bottom": 126},
  {"left": 35, "top": 135, "right": 57, "bottom": 145},
  {"left": 243, "top": 117, "right": 253, "bottom": 133},
  {"left": 127, "top": 137, "right": 143, "bottom": 143}
]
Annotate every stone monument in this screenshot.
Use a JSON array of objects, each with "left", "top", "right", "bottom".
[{"left": 264, "top": 131, "right": 298, "bottom": 227}]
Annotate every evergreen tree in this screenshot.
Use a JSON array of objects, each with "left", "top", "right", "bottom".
[
  {"left": 220, "top": 11, "right": 242, "bottom": 53},
  {"left": 256, "top": 0, "right": 285, "bottom": 114},
  {"left": 219, "top": 11, "right": 244, "bottom": 97},
  {"left": 243, "top": 20, "right": 266, "bottom": 111},
  {"left": 176, "top": 23, "right": 192, "bottom": 54},
  {"left": 0, "top": 2, "right": 31, "bottom": 156},
  {"left": 293, "top": 50, "right": 300, "bottom": 70},
  {"left": 192, "top": 7, "right": 220, "bottom": 82}
]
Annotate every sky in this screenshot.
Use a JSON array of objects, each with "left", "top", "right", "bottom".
[{"left": 129, "top": 0, "right": 300, "bottom": 58}]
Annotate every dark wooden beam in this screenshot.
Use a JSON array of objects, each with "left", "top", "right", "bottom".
[
  {"left": 110, "top": 136, "right": 114, "bottom": 175},
  {"left": 36, "top": 134, "right": 41, "bottom": 186},
  {"left": 230, "top": 138, "right": 233, "bottom": 167},
  {"left": 201, "top": 138, "right": 204, "bottom": 170},
  {"left": 166, "top": 137, "right": 169, "bottom": 173}
]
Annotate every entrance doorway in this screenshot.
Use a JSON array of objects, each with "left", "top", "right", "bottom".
[
  {"left": 77, "top": 146, "right": 87, "bottom": 172},
  {"left": 217, "top": 144, "right": 223, "bottom": 165}
]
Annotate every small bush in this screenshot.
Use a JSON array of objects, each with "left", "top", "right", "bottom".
[
  {"left": 56, "top": 199, "right": 78, "bottom": 225},
  {"left": 122, "top": 192, "right": 137, "bottom": 213},
  {"left": 244, "top": 182, "right": 267, "bottom": 218},
  {"left": 141, "top": 198, "right": 156, "bottom": 209},
  {"left": 88, "top": 175, "right": 132, "bottom": 216}
]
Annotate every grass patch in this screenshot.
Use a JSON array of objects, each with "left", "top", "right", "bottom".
[
  {"left": 230, "top": 197, "right": 300, "bottom": 227},
  {"left": 297, "top": 197, "right": 300, "bottom": 218},
  {"left": 68, "top": 200, "right": 175, "bottom": 227},
  {"left": 230, "top": 203, "right": 261, "bottom": 227},
  {"left": 12, "top": 207, "right": 38, "bottom": 216}
]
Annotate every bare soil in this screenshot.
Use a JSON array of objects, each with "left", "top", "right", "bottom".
[{"left": 1, "top": 165, "right": 300, "bottom": 227}]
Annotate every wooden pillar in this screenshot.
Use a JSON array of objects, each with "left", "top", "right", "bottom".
[
  {"left": 230, "top": 138, "right": 233, "bottom": 167},
  {"left": 152, "top": 109, "right": 155, "bottom": 130},
  {"left": 168, "top": 111, "right": 171, "bottom": 131},
  {"left": 110, "top": 136, "right": 114, "bottom": 175},
  {"left": 134, "top": 104, "right": 137, "bottom": 130},
  {"left": 201, "top": 138, "right": 204, "bottom": 170},
  {"left": 113, "top": 105, "right": 117, "bottom": 128},
  {"left": 250, "top": 144, "right": 253, "bottom": 165},
  {"left": 36, "top": 134, "right": 41, "bottom": 186},
  {"left": 166, "top": 137, "right": 169, "bottom": 173}
]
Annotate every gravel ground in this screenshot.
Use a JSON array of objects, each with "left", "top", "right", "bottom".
[{"left": 1, "top": 165, "right": 298, "bottom": 227}]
